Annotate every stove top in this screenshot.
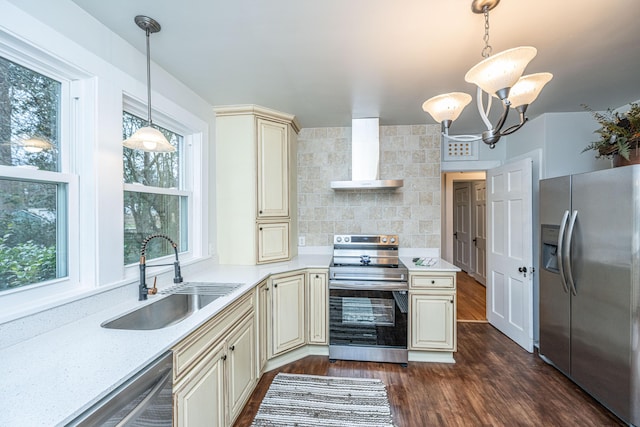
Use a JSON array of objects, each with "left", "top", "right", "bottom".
[{"left": 330, "top": 234, "right": 404, "bottom": 269}]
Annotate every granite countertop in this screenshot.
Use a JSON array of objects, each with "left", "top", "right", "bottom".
[{"left": 1, "top": 254, "right": 331, "bottom": 427}]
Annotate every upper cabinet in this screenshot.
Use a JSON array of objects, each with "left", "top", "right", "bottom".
[
  {"left": 215, "top": 105, "right": 300, "bottom": 265},
  {"left": 257, "top": 118, "right": 289, "bottom": 218}
]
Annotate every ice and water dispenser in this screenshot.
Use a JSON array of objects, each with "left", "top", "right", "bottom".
[{"left": 541, "top": 225, "right": 560, "bottom": 273}]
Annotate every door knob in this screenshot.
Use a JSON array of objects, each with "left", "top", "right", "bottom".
[
  {"left": 518, "top": 267, "right": 527, "bottom": 273},
  {"left": 453, "top": 232, "right": 458, "bottom": 239},
  {"left": 472, "top": 238, "right": 477, "bottom": 245}
]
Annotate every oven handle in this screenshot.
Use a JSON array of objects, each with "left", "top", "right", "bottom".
[
  {"left": 329, "top": 281, "right": 408, "bottom": 291},
  {"left": 330, "top": 274, "right": 406, "bottom": 282}
]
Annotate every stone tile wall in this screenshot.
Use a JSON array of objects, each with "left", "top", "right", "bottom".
[{"left": 297, "top": 124, "right": 442, "bottom": 248}]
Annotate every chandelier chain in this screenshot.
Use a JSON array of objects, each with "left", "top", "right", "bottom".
[{"left": 481, "top": 6, "right": 492, "bottom": 58}]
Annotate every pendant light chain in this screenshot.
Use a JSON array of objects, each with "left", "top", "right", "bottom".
[{"left": 481, "top": 6, "right": 492, "bottom": 59}]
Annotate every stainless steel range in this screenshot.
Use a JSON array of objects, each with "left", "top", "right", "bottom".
[{"left": 329, "top": 234, "right": 408, "bottom": 365}]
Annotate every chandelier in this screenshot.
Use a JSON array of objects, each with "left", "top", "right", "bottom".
[
  {"left": 422, "top": 0, "right": 552, "bottom": 148},
  {"left": 123, "top": 16, "right": 175, "bottom": 153}
]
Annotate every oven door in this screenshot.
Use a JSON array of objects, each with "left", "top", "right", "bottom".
[{"left": 329, "top": 281, "right": 408, "bottom": 363}]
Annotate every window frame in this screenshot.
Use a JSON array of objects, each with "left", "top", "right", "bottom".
[
  {"left": 121, "top": 95, "right": 202, "bottom": 276},
  {"left": 0, "top": 38, "right": 81, "bottom": 297}
]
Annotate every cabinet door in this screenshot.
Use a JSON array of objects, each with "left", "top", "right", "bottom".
[
  {"left": 307, "top": 270, "right": 328, "bottom": 344},
  {"left": 270, "top": 273, "right": 305, "bottom": 357},
  {"left": 410, "top": 293, "right": 456, "bottom": 351},
  {"left": 227, "top": 315, "right": 257, "bottom": 424},
  {"left": 174, "top": 342, "right": 226, "bottom": 427},
  {"left": 257, "top": 118, "right": 288, "bottom": 218},
  {"left": 257, "top": 221, "right": 289, "bottom": 263}
]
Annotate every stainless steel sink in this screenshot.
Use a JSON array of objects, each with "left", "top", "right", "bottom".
[{"left": 101, "top": 282, "right": 242, "bottom": 330}]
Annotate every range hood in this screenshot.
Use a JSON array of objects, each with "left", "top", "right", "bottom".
[{"left": 330, "top": 118, "right": 404, "bottom": 190}]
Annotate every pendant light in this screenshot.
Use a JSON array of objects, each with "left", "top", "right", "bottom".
[
  {"left": 422, "top": 0, "right": 553, "bottom": 148},
  {"left": 123, "top": 15, "right": 175, "bottom": 153}
]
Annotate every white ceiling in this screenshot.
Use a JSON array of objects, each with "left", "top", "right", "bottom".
[{"left": 69, "top": 0, "right": 640, "bottom": 133}]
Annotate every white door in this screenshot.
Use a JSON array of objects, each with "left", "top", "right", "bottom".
[
  {"left": 472, "top": 181, "right": 487, "bottom": 285},
  {"left": 486, "top": 159, "right": 533, "bottom": 352},
  {"left": 453, "top": 182, "right": 471, "bottom": 273}
]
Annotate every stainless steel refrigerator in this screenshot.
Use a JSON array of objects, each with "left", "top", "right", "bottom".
[{"left": 539, "top": 165, "right": 640, "bottom": 425}]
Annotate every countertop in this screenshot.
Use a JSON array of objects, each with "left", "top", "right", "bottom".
[
  {"left": 1, "top": 254, "right": 458, "bottom": 426},
  {"left": 400, "top": 256, "right": 461, "bottom": 272}
]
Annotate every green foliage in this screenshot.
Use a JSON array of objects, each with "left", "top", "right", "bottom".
[
  {"left": 583, "top": 103, "right": 640, "bottom": 160},
  {"left": 0, "top": 235, "right": 56, "bottom": 289}
]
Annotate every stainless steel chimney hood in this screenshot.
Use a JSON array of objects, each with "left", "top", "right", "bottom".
[{"left": 330, "top": 118, "right": 403, "bottom": 190}]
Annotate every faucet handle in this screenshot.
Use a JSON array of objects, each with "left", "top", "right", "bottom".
[{"left": 148, "top": 276, "right": 158, "bottom": 296}]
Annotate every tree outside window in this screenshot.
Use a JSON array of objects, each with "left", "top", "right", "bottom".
[{"left": 123, "top": 111, "right": 187, "bottom": 265}]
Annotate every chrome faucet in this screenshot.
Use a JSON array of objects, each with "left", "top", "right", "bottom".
[{"left": 139, "top": 234, "right": 183, "bottom": 301}]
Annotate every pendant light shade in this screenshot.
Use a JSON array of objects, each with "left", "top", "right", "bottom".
[
  {"left": 123, "top": 126, "right": 175, "bottom": 152},
  {"left": 123, "top": 15, "right": 175, "bottom": 153},
  {"left": 422, "top": 93, "right": 472, "bottom": 123},
  {"left": 464, "top": 46, "right": 537, "bottom": 98},
  {"left": 507, "top": 72, "right": 554, "bottom": 109}
]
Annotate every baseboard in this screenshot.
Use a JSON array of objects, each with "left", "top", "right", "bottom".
[{"left": 408, "top": 350, "right": 456, "bottom": 364}]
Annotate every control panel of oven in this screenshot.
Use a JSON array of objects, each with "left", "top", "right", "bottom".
[{"left": 333, "top": 234, "right": 398, "bottom": 246}]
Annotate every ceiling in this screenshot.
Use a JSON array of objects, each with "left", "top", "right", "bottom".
[{"left": 69, "top": 0, "right": 640, "bottom": 133}]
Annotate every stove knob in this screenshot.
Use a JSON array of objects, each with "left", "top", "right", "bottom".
[
  {"left": 344, "top": 236, "right": 350, "bottom": 242},
  {"left": 336, "top": 236, "right": 342, "bottom": 243},
  {"left": 390, "top": 237, "right": 396, "bottom": 243},
  {"left": 382, "top": 237, "right": 388, "bottom": 243}
]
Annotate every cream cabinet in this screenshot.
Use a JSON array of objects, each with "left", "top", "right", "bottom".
[
  {"left": 307, "top": 269, "right": 328, "bottom": 345},
  {"left": 408, "top": 272, "right": 457, "bottom": 352},
  {"left": 215, "top": 105, "right": 300, "bottom": 265},
  {"left": 268, "top": 271, "right": 306, "bottom": 358},
  {"left": 172, "top": 292, "right": 257, "bottom": 427},
  {"left": 257, "top": 280, "right": 269, "bottom": 374},
  {"left": 257, "top": 221, "right": 289, "bottom": 263}
]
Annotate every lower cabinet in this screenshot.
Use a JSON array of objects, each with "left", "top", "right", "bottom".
[
  {"left": 268, "top": 271, "right": 306, "bottom": 358},
  {"left": 307, "top": 269, "right": 328, "bottom": 345},
  {"left": 409, "top": 293, "right": 456, "bottom": 350},
  {"left": 172, "top": 293, "right": 257, "bottom": 427},
  {"left": 409, "top": 272, "right": 457, "bottom": 352}
]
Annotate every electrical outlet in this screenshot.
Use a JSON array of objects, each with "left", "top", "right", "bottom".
[{"left": 298, "top": 236, "right": 306, "bottom": 246}]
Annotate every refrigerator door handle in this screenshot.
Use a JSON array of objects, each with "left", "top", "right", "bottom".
[
  {"left": 564, "top": 210, "right": 578, "bottom": 296},
  {"left": 557, "top": 210, "right": 570, "bottom": 293}
]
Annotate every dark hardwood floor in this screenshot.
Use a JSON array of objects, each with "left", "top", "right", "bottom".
[
  {"left": 457, "top": 271, "right": 487, "bottom": 322},
  {"left": 234, "top": 323, "right": 624, "bottom": 426}
]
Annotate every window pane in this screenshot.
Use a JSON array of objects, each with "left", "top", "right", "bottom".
[
  {"left": 0, "top": 179, "right": 65, "bottom": 290},
  {"left": 0, "top": 56, "right": 61, "bottom": 171},
  {"left": 124, "top": 191, "right": 187, "bottom": 265},
  {"left": 123, "top": 111, "right": 181, "bottom": 188}
]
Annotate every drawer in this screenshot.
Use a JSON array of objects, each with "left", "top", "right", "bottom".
[
  {"left": 173, "top": 291, "right": 254, "bottom": 382},
  {"left": 410, "top": 274, "right": 455, "bottom": 289}
]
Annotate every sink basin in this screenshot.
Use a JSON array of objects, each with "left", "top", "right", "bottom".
[
  {"left": 101, "top": 282, "right": 243, "bottom": 330},
  {"left": 101, "top": 293, "right": 219, "bottom": 330}
]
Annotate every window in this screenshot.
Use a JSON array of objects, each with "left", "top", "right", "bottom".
[
  {"left": 123, "top": 111, "right": 188, "bottom": 265},
  {"left": 0, "top": 55, "right": 69, "bottom": 291}
]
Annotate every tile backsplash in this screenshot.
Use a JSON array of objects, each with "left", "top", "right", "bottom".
[{"left": 297, "top": 124, "right": 441, "bottom": 248}]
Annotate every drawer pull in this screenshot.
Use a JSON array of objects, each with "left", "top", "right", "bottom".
[
  {"left": 230, "top": 345, "right": 235, "bottom": 351},
  {"left": 431, "top": 280, "right": 435, "bottom": 284},
  {"left": 222, "top": 354, "right": 227, "bottom": 361}
]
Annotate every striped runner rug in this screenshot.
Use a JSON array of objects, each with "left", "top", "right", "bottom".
[{"left": 251, "top": 373, "right": 394, "bottom": 427}]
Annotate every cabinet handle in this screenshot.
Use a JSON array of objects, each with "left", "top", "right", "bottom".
[
  {"left": 259, "top": 227, "right": 263, "bottom": 231},
  {"left": 265, "top": 287, "right": 269, "bottom": 291},
  {"left": 222, "top": 354, "right": 227, "bottom": 361},
  {"left": 315, "top": 274, "right": 319, "bottom": 278},
  {"left": 431, "top": 280, "right": 435, "bottom": 284},
  {"left": 230, "top": 345, "right": 235, "bottom": 351},
  {"left": 274, "top": 283, "right": 278, "bottom": 288},
  {"left": 259, "top": 210, "right": 263, "bottom": 214}
]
